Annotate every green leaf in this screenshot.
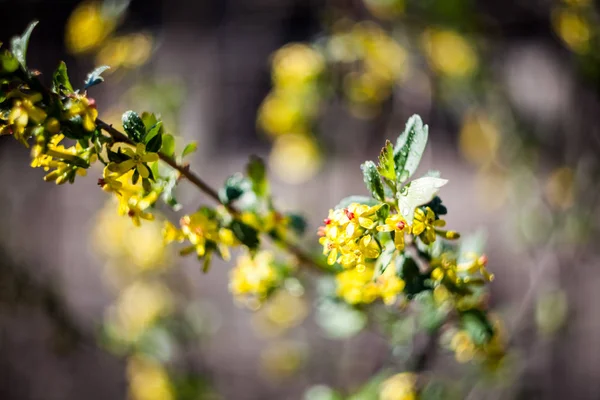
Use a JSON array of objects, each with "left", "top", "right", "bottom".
[
  {"left": 399, "top": 256, "right": 429, "bottom": 298},
  {"left": 144, "top": 121, "right": 163, "bottom": 144},
  {"left": 377, "top": 140, "right": 396, "bottom": 181},
  {"left": 416, "top": 291, "right": 448, "bottom": 332},
  {"left": 132, "top": 169, "right": 140, "bottom": 184},
  {"left": 246, "top": 156, "right": 269, "bottom": 198},
  {"left": 162, "top": 134, "right": 175, "bottom": 157},
  {"left": 361, "top": 160, "right": 385, "bottom": 201},
  {"left": 145, "top": 123, "right": 163, "bottom": 153},
  {"left": 394, "top": 114, "right": 429, "bottom": 183},
  {"left": 10, "top": 21, "right": 38, "bottom": 70},
  {"left": 84, "top": 65, "right": 110, "bottom": 89},
  {"left": 122, "top": 110, "right": 145, "bottom": 142},
  {"left": 423, "top": 196, "right": 447, "bottom": 216},
  {"left": 335, "top": 195, "right": 379, "bottom": 210},
  {"left": 461, "top": 310, "right": 494, "bottom": 345},
  {"left": 219, "top": 174, "right": 250, "bottom": 204},
  {"left": 287, "top": 213, "right": 307, "bottom": 236},
  {"left": 397, "top": 176, "right": 448, "bottom": 224},
  {"left": 52, "top": 61, "right": 73, "bottom": 94},
  {"left": 182, "top": 142, "right": 197, "bottom": 158},
  {"left": 375, "top": 241, "right": 395, "bottom": 276},
  {"left": 141, "top": 112, "right": 158, "bottom": 131},
  {"left": 161, "top": 172, "right": 182, "bottom": 211},
  {"left": 107, "top": 148, "right": 130, "bottom": 163},
  {"left": 230, "top": 220, "right": 260, "bottom": 249}
]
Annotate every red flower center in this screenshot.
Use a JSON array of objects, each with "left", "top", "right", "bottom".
[
  {"left": 344, "top": 209, "right": 355, "bottom": 220},
  {"left": 396, "top": 221, "right": 405, "bottom": 230}
]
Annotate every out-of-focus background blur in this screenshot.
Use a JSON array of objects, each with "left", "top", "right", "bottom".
[{"left": 1, "top": 0, "right": 600, "bottom": 399}]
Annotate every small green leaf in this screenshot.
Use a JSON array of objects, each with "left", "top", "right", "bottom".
[
  {"left": 84, "top": 65, "right": 110, "bottom": 89},
  {"left": 162, "top": 134, "right": 175, "bottom": 157},
  {"left": 107, "top": 148, "right": 130, "bottom": 163},
  {"left": 132, "top": 169, "right": 140, "bottom": 185},
  {"left": 400, "top": 256, "right": 429, "bottom": 298},
  {"left": 361, "top": 160, "right": 385, "bottom": 201},
  {"left": 335, "top": 195, "right": 379, "bottom": 210},
  {"left": 287, "top": 213, "right": 307, "bottom": 236},
  {"left": 394, "top": 114, "right": 429, "bottom": 184},
  {"left": 375, "top": 241, "right": 395, "bottom": 276},
  {"left": 219, "top": 174, "right": 250, "bottom": 204},
  {"left": 52, "top": 61, "right": 73, "bottom": 94},
  {"left": 10, "top": 20, "right": 38, "bottom": 70},
  {"left": 230, "top": 220, "right": 260, "bottom": 249},
  {"left": 397, "top": 176, "right": 448, "bottom": 224},
  {"left": 122, "top": 110, "right": 145, "bottom": 142},
  {"left": 145, "top": 124, "right": 163, "bottom": 153},
  {"left": 377, "top": 140, "right": 396, "bottom": 181},
  {"left": 182, "top": 142, "right": 197, "bottom": 158},
  {"left": 144, "top": 121, "right": 163, "bottom": 144},
  {"left": 423, "top": 196, "right": 447, "bottom": 216},
  {"left": 141, "top": 112, "right": 158, "bottom": 131},
  {"left": 246, "top": 155, "right": 269, "bottom": 198},
  {"left": 461, "top": 310, "right": 494, "bottom": 345}
]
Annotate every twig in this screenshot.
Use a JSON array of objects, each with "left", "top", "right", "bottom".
[{"left": 95, "top": 119, "right": 328, "bottom": 273}]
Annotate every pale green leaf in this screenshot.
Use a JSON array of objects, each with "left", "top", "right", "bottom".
[
  {"left": 361, "top": 160, "right": 385, "bottom": 201},
  {"left": 10, "top": 21, "right": 38, "bottom": 70},
  {"left": 394, "top": 114, "right": 429, "bottom": 184},
  {"left": 397, "top": 176, "right": 447, "bottom": 224}
]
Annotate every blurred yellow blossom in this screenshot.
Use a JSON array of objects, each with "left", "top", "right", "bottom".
[
  {"left": 552, "top": 9, "right": 591, "bottom": 53},
  {"left": 230, "top": 250, "right": 280, "bottom": 301},
  {"left": 379, "top": 372, "right": 418, "bottom": 400},
  {"left": 127, "top": 356, "right": 174, "bottom": 400},
  {"left": 412, "top": 207, "right": 446, "bottom": 244},
  {"left": 108, "top": 280, "right": 172, "bottom": 341},
  {"left": 363, "top": 0, "right": 405, "bottom": 20},
  {"left": 423, "top": 29, "right": 478, "bottom": 77},
  {"left": 96, "top": 33, "right": 154, "bottom": 70},
  {"left": 270, "top": 133, "right": 321, "bottom": 184},
  {"left": 66, "top": 1, "right": 116, "bottom": 54},
  {"left": 271, "top": 43, "right": 325, "bottom": 89},
  {"left": 459, "top": 110, "right": 500, "bottom": 166},
  {"left": 252, "top": 288, "right": 308, "bottom": 337},
  {"left": 259, "top": 340, "right": 306, "bottom": 381},
  {"left": 544, "top": 166, "right": 575, "bottom": 210}
]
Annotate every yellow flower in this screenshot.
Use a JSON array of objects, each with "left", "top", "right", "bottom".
[
  {"left": 107, "top": 143, "right": 158, "bottom": 179},
  {"left": 118, "top": 191, "right": 158, "bottom": 226},
  {"left": 412, "top": 207, "right": 446, "bottom": 244},
  {"left": 7, "top": 98, "right": 47, "bottom": 146},
  {"left": 230, "top": 250, "right": 280, "bottom": 300},
  {"left": 66, "top": 94, "right": 98, "bottom": 132},
  {"left": 451, "top": 330, "right": 477, "bottom": 363},
  {"left": 98, "top": 166, "right": 124, "bottom": 193},
  {"left": 379, "top": 373, "right": 418, "bottom": 400},
  {"left": 318, "top": 203, "right": 383, "bottom": 267},
  {"left": 162, "top": 221, "right": 185, "bottom": 245},
  {"left": 377, "top": 213, "right": 409, "bottom": 251},
  {"left": 179, "top": 211, "right": 220, "bottom": 257},
  {"left": 335, "top": 266, "right": 379, "bottom": 304},
  {"left": 376, "top": 263, "right": 405, "bottom": 305},
  {"left": 457, "top": 253, "right": 494, "bottom": 282}
]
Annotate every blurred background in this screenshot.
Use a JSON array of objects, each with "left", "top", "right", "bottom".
[{"left": 1, "top": 0, "right": 600, "bottom": 399}]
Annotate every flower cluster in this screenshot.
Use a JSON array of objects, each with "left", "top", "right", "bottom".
[{"left": 317, "top": 115, "right": 502, "bottom": 368}]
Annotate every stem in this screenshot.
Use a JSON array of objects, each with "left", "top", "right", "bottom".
[{"left": 95, "top": 119, "right": 328, "bottom": 273}]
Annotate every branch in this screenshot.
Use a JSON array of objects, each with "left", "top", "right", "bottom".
[{"left": 95, "top": 119, "right": 329, "bottom": 273}]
